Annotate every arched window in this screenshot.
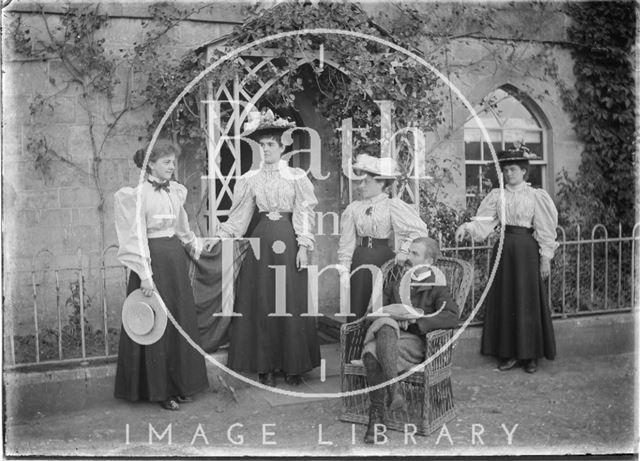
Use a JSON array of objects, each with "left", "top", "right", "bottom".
[{"left": 464, "top": 88, "right": 548, "bottom": 206}]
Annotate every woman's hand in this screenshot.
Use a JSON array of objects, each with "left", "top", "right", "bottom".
[
  {"left": 454, "top": 224, "right": 468, "bottom": 243},
  {"left": 540, "top": 256, "right": 551, "bottom": 279},
  {"left": 140, "top": 278, "right": 155, "bottom": 297},
  {"left": 203, "top": 237, "right": 219, "bottom": 252},
  {"left": 296, "top": 247, "right": 308, "bottom": 271}
]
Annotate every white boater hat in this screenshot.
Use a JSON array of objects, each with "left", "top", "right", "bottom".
[
  {"left": 352, "top": 154, "right": 401, "bottom": 179},
  {"left": 122, "top": 289, "right": 168, "bottom": 345}
]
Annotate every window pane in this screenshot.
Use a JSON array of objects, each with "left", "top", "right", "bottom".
[
  {"left": 527, "top": 141, "right": 543, "bottom": 158},
  {"left": 465, "top": 141, "right": 481, "bottom": 160},
  {"left": 494, "top": 89, "right": 541, "bottom": 129},
  {"left": 465, "top": 164, "right": 482, "bottom": 194},
  {"left": 465, "top": 115, "right": 501, "bottom": 130},
  {"left": 527, "top": 165, "right": 543, "bottom": 188},
  {"left": 482, "top": 137, "right": 502, "bottom": 161},
  {"left": 482, "top": 165, "right": 499, "bottom": 191}
]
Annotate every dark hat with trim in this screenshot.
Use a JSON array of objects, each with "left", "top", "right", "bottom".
[
  {"left": 242, "top": 108, "right": 296, "bottom": 140},
  {"left": 496, "top": 144, "right": 539, "bottom": 164}
]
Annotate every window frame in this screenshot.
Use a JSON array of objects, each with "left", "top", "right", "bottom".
[{"left": 463, "top": 88, "right": 551, "bottom": 202}]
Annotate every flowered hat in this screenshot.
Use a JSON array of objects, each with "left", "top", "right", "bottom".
[
  {"left": 496, "top": 144, "right": 539, "bottom": 164},
  {"left": 242, "top": 108, "right": 296, "bottom": 140},
  {"left": 121, "top": 289, "right": 167, "bottom": 345},
  {"left": 352, "top": 154, "right": 401, "bottom": 179}
]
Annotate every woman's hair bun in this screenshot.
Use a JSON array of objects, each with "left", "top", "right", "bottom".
[{"left": 133, "top": 148, "right": 146, "bottom": 169}]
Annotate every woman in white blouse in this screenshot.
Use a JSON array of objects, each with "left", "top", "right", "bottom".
[
  {"left": 214, "top": 110, "right": 320, "bottom": 387},
  {"left": 455, "top": 147, "right": 558, "bottom": 373},
  {"left": 113, "top": 140, "right": 208, "bottom": 410},
  {"left": 338, "top": 154, "right": 429, "bottom": 319}
]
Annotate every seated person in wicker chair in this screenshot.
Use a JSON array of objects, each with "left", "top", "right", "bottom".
[{"left": 361, "top": 236, "right": 459, "bottom": 444}]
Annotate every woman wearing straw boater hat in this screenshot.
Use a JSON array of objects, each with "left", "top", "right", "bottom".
[
  {"left": 455, "top": 144, "right": 559, "bottom": 373},
  {"left": 114, "top": 139, "right": 208, "bottom": 410},
  {"left": 214, "top": 108, "right": 320, "bottom": 387},
  {"left": 337, "top": 154, "right": 429, "bottom": 319}
]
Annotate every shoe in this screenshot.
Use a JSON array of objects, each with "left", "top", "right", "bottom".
[
  {"left": 387, "top": 391, "right": 407, "bottom": 414},
  {"left": 284, "top": 374, "right": 304, "bottom": 386},
  {"left": 498, "top": 358, "right": 518, "bottom": 371},
  {"left": 160, "top": 397, "right": 180, "bottom": 411},
  {"left": 175, "top": 395, "right": 193, "bottom": 403},
  {"left": 258, "top": 372, "right": 276, "bottom": 387},
  {"left": 364, "top": 406, "right": 385, "bottom": 444},
  {"left": 524, "top": 359, "right": 538, "bottom": 373}
]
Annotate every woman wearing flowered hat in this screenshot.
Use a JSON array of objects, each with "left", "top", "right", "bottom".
[
  {"left": 455, "top": 145, "right": 558, "bottom": 373},
  {"left": 214, "top": 109, "right": 320, "bottom": 387},
  {"left": 338, "top": 154, "right": 429, "bottom": 320}
]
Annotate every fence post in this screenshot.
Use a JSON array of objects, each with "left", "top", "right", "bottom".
[
  {"left": 101, "top": 244, "right": 119, "bottom": 356},
  {"left": 576, "top": 224, "right": 581, "bottom": 312},
  {"left": 617, "top": 223, "right": 622, "bottom": 309},
  {"left": 591, "top": 224, "right": 608, "bottom": 310},
  {"left": 56, "top": 271, "right": 62, "bottom": 360},
  {"left": 557, "top": 226, "right": 566, "bottom": 317},
  {"left": 77, "top": 248, "right": 87, "bottom": 360},
  {"left": 632, "top": 223, "right": 640, "bottom": 309},
  {"left": 31, "top": 271, "right": 40, "bottom": 363}
]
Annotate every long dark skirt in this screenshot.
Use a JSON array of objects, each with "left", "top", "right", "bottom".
[
  {"left": 227, "top": 213, "right": 321, "bottom": 375},
  {"left": 349, "top": 244, "right": 395, "bottom": 319},
  {"left": 114, "top": 236, "right": 209, "bottom": 402},
  {"left": 481, "top": 230, "right": 556, "bottom": 360}
]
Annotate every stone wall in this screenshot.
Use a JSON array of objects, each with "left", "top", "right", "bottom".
[
  {"left": 2, "top": 11, "right": 235, "bottom": 337},
  {"left": 2, "top": 2, "right": 582, "bottom": 344}
]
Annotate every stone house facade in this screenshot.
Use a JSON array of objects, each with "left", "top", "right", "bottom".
[{"left": 2, "top": 2, "right": 581, "bottom": 344}]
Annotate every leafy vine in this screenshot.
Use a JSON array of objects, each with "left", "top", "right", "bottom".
[{"left": 555, "top": 2, "right": 635, "bottom": 234}]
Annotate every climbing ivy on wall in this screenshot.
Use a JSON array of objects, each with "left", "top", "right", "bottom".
[
  {"left": 555, "top": 1, "right": 636, "bottom": 233},
  {"left": 144, "top": 1, "right": 559, "bottom": 243}
]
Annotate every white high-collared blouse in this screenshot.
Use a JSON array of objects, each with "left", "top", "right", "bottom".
[
  {"left": 215, "top": 160, "right": 318, "bottom": 250},
  {"left": 114, "top": 175, "right": 195, "bottom": 281},
  {"left": 337, "top": 192, "right": 429, "bottom": 268},
  {"left": 462, "top": 182, "right": 559, "bottom": 259}
]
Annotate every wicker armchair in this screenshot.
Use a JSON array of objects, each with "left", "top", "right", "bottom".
[{"left": 339, "top": 256, "right": 473, "bottom": 435}]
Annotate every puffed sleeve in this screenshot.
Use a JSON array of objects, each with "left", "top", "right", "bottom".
[
  {"left": 337, "top": 203, "right": 357, "bottom": 269},
  {"left": 389, "top": 198, "right": 428, "bottom": 253},
  {"left": 114, "top": 187, "right": 152, "bottom": 280},
  {"left": 292, "top": 170, "right": 318, "bottom": 250},
  {"left": 533, "top": 188, "right": 559, "bottom": 259},
  {"left": 216, "top": 175, "right": 256, "bottom": 238},
  {"left": 172, "top": 182, "right": 196, "bottom": 245},
  {"left": 464, "top": 189, "right": 500, "bottom": 241}
]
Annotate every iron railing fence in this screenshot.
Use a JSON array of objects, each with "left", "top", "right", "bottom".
[
  {"left": 440, "top": 223, "right": 639, "bottom": 323},
  {"left": 3, "top": 223, "right": 638, "bottom": 369}
]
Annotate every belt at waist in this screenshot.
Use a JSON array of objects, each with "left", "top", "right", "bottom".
[
  {"left": 148, "top": 230, "right": 175, "bottom": 239},
  {"left": 357, "top": 236, "right": 390, "bottom": 248},
  {"left": 505, "top": 225, "right": 534, "bottom": 234},
  {"left": 258, "top": 211, "right": 293, "bottom": 221}
]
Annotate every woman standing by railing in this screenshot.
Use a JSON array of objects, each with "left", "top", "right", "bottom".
[
  {"left": 113, "top": 140, "right": 209, "bottom": 410},
  {"left": 455, "top": 146, "right": 559, "bottom": 373}
]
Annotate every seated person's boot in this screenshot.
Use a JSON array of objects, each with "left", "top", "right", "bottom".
[
  {"left": 364, "top": 405, "right": 385, "bottom": 444},
  {"left": 388, "top": 389, "right": 407, "bottom": 414}
]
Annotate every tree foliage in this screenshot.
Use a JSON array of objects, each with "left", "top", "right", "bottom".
[{"left": 555, "top": 1, "right": 636, "bottom": 233}]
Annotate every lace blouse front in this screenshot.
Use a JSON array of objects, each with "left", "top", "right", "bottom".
[
  {"left": 463, "top": 182, "right": 559, "bottom": 259},
  {"left": 114, "top": 177, "right": 195, "bottom": 280},
  {"left": 338, "top": 193, "right": 429, "bottom": 268},
  {"left": 216, "top": 160, "right": 318, "bottom": 249}
]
